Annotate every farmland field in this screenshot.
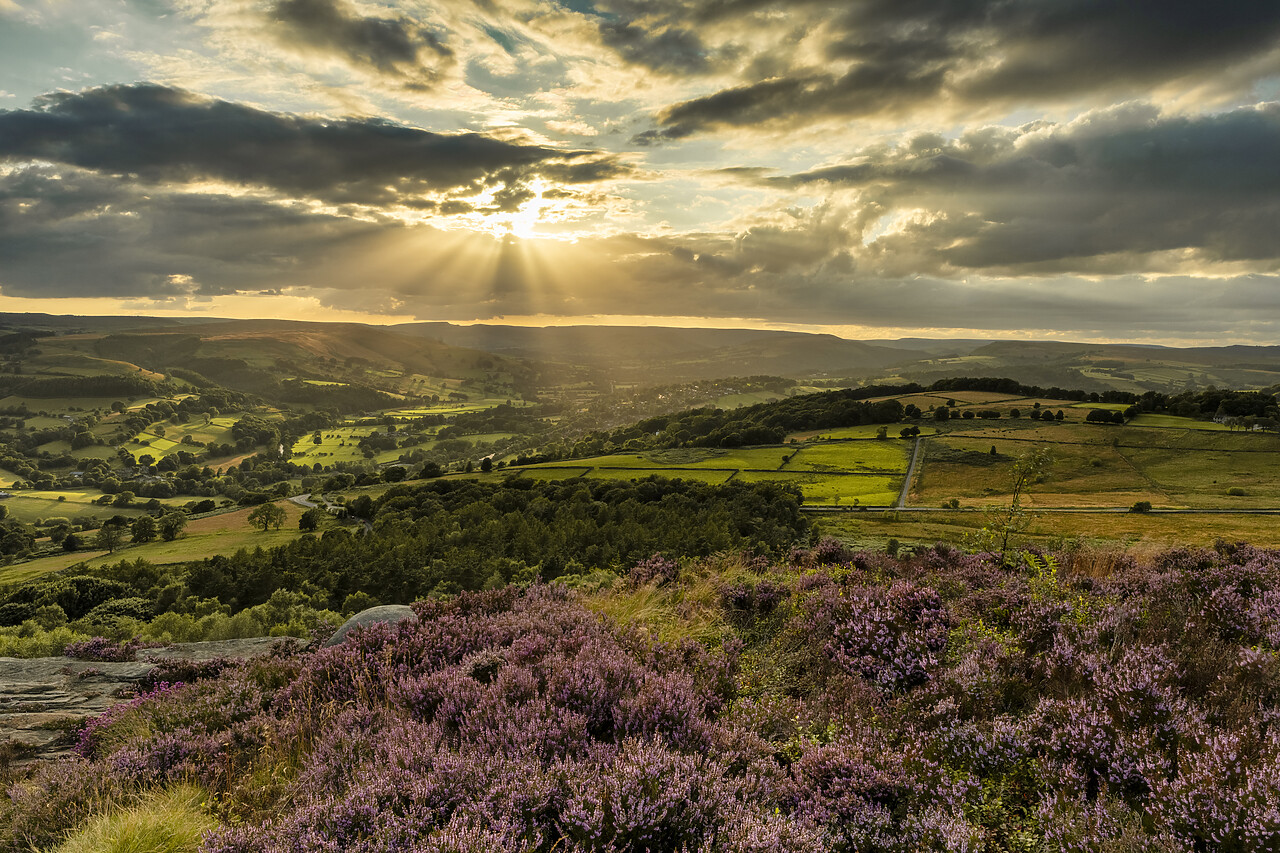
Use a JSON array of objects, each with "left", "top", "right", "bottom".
[
  {"left": 0, "top": 489, "right": 191, "bottom": 524},
  {"left": 0, "top": 500, "right": 311, "bottom": 584},
  {"left": 122, "top": 416, "right": 238, "bottom": 459},
  {"left": 737, "top": 471, "right": 902, "bottom": 506},
  {"left": 786, "top": 440, "right": 910, "bottom": 473},
  {"left": 816, "top": 508, "right": 1280, "bottom": 554},
  {"left": 588, "top": 468, "right": 737, "bottom": 484},
  {"left": 1127, "top": 413, "right": 1234, "bottom": 431}
]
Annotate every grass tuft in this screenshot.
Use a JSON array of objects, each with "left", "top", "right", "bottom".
[{"left": 48, "top": 784, "right": 217, "bottom": 853}]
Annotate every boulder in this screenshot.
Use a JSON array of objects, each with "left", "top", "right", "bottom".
[{"left": 323, "top": 605, "right": 417, "bottom": 647}]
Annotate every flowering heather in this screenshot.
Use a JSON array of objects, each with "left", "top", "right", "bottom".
[
  {"left": 629, "top": 554, "right": 680, "bottom": 587},
  {"left": 5, "top": 541, "right": 1280, "bottom": 850},
  {"left": 64, "top": 635, "right": 161, "bottom": 662}
]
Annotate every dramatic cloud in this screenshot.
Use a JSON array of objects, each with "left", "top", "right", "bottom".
[
  {"left": 1, "top": 0, "right": 1278, "bottom": 341},
  {"left": 268, "top": 0, "right": 454, "bottom": 89},
  {"left": 772, "top": 103, "right": 1280, "bottom": 274},
  {"left": 637, "top": 0, "right": 1280, "bottom": 141},
  {"left": 0, "top": 84, "right": 627, "bottom": 208},
  {"left": 0, "top": 164, "right": 387, "bottom": 299}
]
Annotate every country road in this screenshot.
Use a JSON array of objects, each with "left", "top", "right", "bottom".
[
  {"left": 897, "top": 436, "right": 923, "bottom": 509},
  {"left": 289, "top": 493, "right": 372, "bottom": 531}
]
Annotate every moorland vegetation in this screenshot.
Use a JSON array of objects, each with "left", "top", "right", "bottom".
[
  {"left": 3, "top": 319, "right": 1280, "bottom": 850},
  {"left": 4, "top": 539, "right": 1279, "bottom": 851}
]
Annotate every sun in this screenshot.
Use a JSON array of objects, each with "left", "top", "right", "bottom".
[{"left": 505, "top": 178, "right": 549, "bottom": 240}]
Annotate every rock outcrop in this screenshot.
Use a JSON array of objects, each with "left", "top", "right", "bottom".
[{"left": 0, "top": 637, "right": 298, "bottom": 769}]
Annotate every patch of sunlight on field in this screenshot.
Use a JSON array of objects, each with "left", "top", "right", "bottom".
[
  {"left": 737, "top": 471, "right": 901, "bottom": 506},
  {"left": 786, "top": 441, "right": 910, "bottom": 473},
  {"left": 2, "top": 501, "right": 310, "bottom": 583}
]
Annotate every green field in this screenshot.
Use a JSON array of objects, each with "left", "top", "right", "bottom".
[
  {"left": 1127, "top": 413, "right": 1233, "bottom": 431},
  {"left": 523, "top": 438, "right": 909, "bottom": 505},
  {"left": 815, "top": 509, "right": 1280, "bottom": 555},
  {"left": 541, "top": 446, "right": 790, "bottom": 472},
  {"left": 902, "top": 415, "right": 1280, "bottom": 517},
  {"left": 713, "top": 391, "right": 787, "bottom": 408},
  {"left": 289, "top": 426, "right": 384, "bottom": 464},
  {"left": 1069, "top": 401, "right": 1132, "bottom": 412},
  {"left": 589, "top": 469, "right": 737, "bottom": 484},
  {"left": 122, "top": 416, "right": 238, "bottom": 459},
  {"left": 513, "top": 467, "right": 590, "bottom": 481},
  {"left": 738, "top": 471, "right": 902, "bottom": 506},
  {"left": 0, "top": 489, "right": 192, "bottom": 524},
  {"left": 786, "top": 441, "right": 910, "bottom": 473},
  {"left": 0, "top": 501, "right": 312, "bottom": 584}
]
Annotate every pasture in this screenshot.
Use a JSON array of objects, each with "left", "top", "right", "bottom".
[
  {"left": 122, "top": 416, "right": 238, "bottom": 459},
  {"left": 0, "top": 500, "right": 312, "bottom": 584},
  {"left": 0, "top": 489, "right": 190, "bottom": 524},
  {"left": 517, "top": 437, "right": 908, "bottom": 506}
]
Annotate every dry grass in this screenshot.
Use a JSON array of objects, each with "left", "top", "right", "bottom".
[{"left": 49, "top": 784, "right": 217, "bottom": 853}]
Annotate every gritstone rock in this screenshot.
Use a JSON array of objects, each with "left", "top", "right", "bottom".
[{"left": 323, "top": 604, "right": 417, "bottom": 647}]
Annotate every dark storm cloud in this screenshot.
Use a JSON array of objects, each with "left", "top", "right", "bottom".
[
  {"left": 596, "top": 19, "right": 711, "bottom": 74},
  {"left": 637, "top": 0, "right": 1280, "bottom": 141},
  {"left": 0, "top": 165, "right": 387, "bottom": 298},
  {"left": 269, "top": 0, "right": 454, "bottom": 89},
  {"left": 770, "top": 103, "right": 1280, "bottom": 272},
  {"left": 566, "top": 0, "right": 723, "bottom": 75},
  {"left": 0, "top": 85, "right": 627, "bottom": 207}
]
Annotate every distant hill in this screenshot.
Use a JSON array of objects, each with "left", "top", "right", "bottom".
[
  {"left": 5, "top": 318, "right": 535, "bottom": 404},
  {"left": 394, "top": 323, "right": 914, "bottom": 381},
  {"left": 5, "top": 313, "right": 1280, "bottom": 396}
]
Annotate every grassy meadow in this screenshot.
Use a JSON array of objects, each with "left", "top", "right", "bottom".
[{"left": 0, "top": 500, "right": 312, "bottom": 584}]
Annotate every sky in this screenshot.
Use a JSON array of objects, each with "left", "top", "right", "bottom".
[{"left": 1, "top": 0, "right": 1279, "bottom": 344}]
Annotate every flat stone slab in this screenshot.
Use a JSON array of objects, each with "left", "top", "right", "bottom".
[
  {"left": 0, "top": 636, "right": 302, "bottom": 770},
  {"left": 324, "top": 605, "right": 417, "bottom": 647}
]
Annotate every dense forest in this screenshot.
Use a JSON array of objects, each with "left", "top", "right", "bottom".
[{"left": 0, "top": 477, "right": 808, "bottom": 650}]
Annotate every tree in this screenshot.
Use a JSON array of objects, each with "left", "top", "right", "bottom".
[
  {"left": 94, "top": 520, "right": 127, "bottom": 553},
  {"left": 968, "top": 448, "right": 1054, "bottom": 562},
  {"left": 480, "top": 457, "right": 493, "bottom": 473},
  {"left": 131, "top": 515, "right": 158, "bottom": 544},
  {"left": 158, "top": 512, "right": 187, "bottom": 542},
  {"left": 248, "top": 502, "right": 287, "bottom": 531},
  {"left": 299, "top": 507, "right": 324, "bottom": 531}
]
